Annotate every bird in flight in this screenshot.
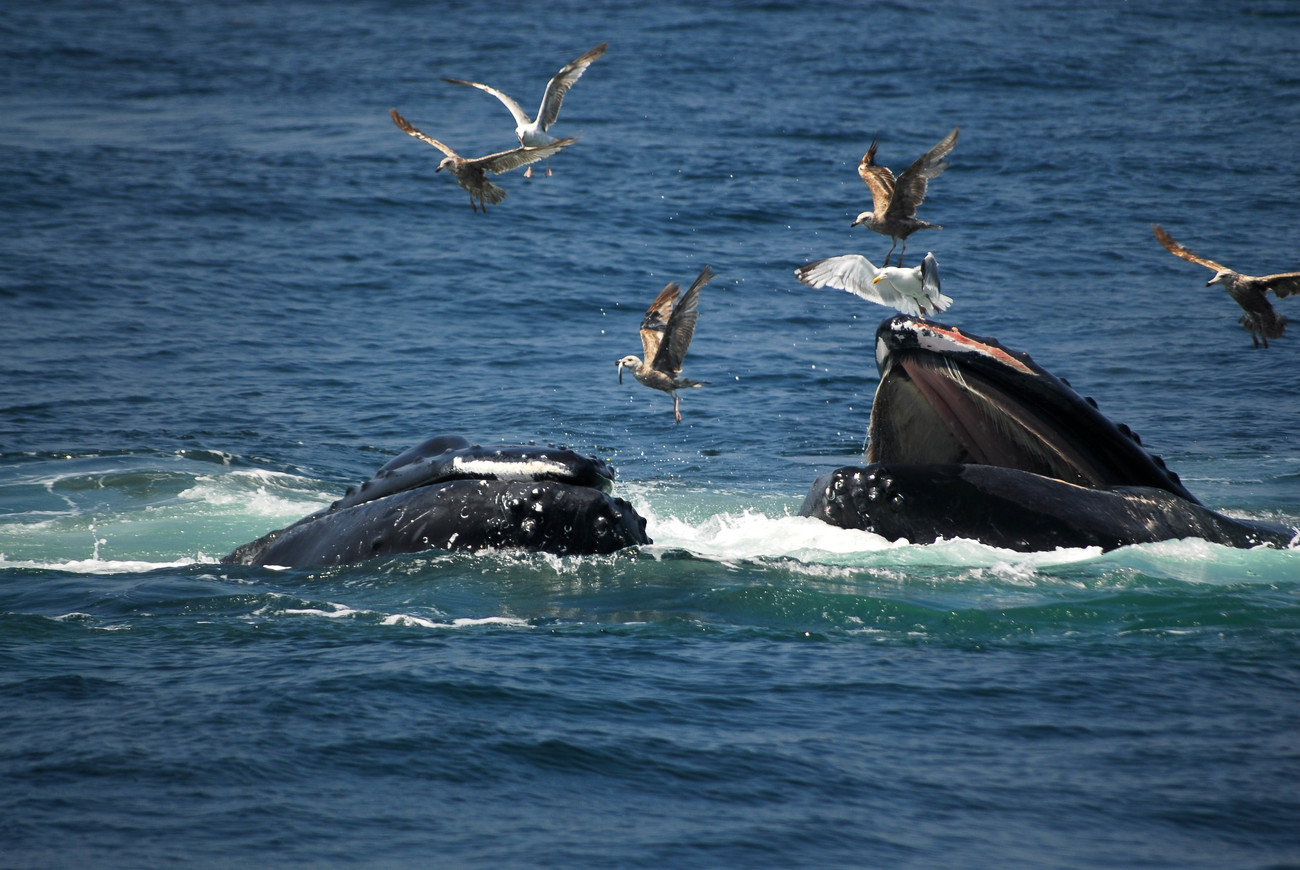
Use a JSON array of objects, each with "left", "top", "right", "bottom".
[
  {"left": 617, "top": 265, "right": 714, "bottom": 424},
  {"left": 853, "top": 127, "right": 959, "bottom": 267},
  {"left": 442, "top": 42, "right": 607, "bottom": 178},
  {"left": 1153, "top": 224, "right": 1300, "bottom": 348},
  {"left": 390, "top": 109, "right": 575, "bottom": 212},
  {"left": 796, "top": 251, "right": 950, "bottom": 318}
]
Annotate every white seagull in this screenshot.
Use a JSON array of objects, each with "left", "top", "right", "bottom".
[
  {"left": 441, "top": 42, "right": 607, "bottom": 178},
  {"left": 795, "top": 251, "right": 950, "bottom": 318}
]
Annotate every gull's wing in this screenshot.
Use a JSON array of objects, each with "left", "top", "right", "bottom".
[
  {"left": 1152, "top": 224, "right": 1229, "bottom": 273},
  {"left": 1259, "top": 272, "right": 1300, "bottom": 299},
  {"left": 795, "top": 255, "right": 919, "bottom": 315},
  {"left": 536, "top": 42, "right": 607, "bottom": 131},
  {"left": 390, "top": 109, "right": 459, "bottom": 158},
  {"left": 920, "top": 252, "right": 941, "bottom": 297},
  {"left": 441, "top": 78, "right": 533, "bottom": 127},
  {"left": 472, "top": 138, "right": 577, "bottom": 175},
  {"left": 795, "top": 254, "right": 880, "bottom": 295},
  {"left": 639, "top": 281, "right": 680, "bottom": 363},
  {"left": 857, "top": 138, "right": 896, "bottom": 215},
  {"left": 652, "top": 265, "right": 714, "bottom": 374},
  {"left": 885, "top": 126, "right": 958, "bottom": 221},
  {"left": 919, "top": 252, "right": 953, "bottom": 312}
]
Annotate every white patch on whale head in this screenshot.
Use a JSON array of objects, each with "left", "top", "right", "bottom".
[{"left": 453, "top": 456, "right": 572, "bottom": 480}]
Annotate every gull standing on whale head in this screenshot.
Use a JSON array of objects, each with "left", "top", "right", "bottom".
[
  {"left": 853, "top": 127, "right": 959, "bottom": 267},
  {"left": 796, "top": 252, "right": 950, "bottom": 317},
  {"left": 617, "top": 266, "right": 715, "bottom": 424},
  {"left": 390, "top": 109, "right": 575, "bottom": 213},
  {"left": 442, "top": 42, "right": 607, "bottom": 178},
  {"left": 1152, "top": 224, "right": 1300, "bottom": 348}
]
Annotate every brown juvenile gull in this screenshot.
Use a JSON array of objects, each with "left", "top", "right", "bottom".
[
  {"left": 442, "top": 42, "right": 607, "bottom": 178},
  {"left": 853, "top": 126, "right": 959, "bottom": 267},
  {"left": 1153, "top": 224, "right": 1300, "bottom": 348},
  {"left": 390, "top": 109, "right": 575, "bottom": 213},
  {"left": 796, "top": 251, "right": 951, "bottom": 317},
  {"left": 616, "top": 265, "right": 715, "bottom": 424}
]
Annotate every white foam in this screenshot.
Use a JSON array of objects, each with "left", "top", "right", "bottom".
[
  {"left": 633, "top": 498, "right": 1111, "bottom": 570},
  {"left": 269, "top": 602, "right": 531, "bottom": 630},
  {"left": 648, "top": 509, "right": 897, "bottom": 559},
  {"left": 0, "top": 555, "right": 199, "bottom": 574},
  {"left": 280, "top": 603, "right": 361, "bottom": 619},
  {"left": 177, "top": 470, "right": 333, "bottom": 516},
  {"left": 381, "top": 614, "right": 532, "bottom": 630}
]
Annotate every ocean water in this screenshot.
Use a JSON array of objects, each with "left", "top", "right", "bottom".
[{"left": 3, "top": 0, "right": 1300, "bottom": 866}]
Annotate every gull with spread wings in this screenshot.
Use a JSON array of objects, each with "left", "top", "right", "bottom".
[
  {"left": 1153, "top": 224, "right": 1300, "bottom": 348},
  {"left": 390, "top": 109, "right": 575, "bottom": 212},
  {"left": 796, "top": 252, "right": 950, "bottom": 318},
  {"left": 442, "top": 42, "right": 607, "bottom": 178},
  {"left": 617, "top": 266, "right": 714, "bottom": 424},
  {"left": 853, "top": 127, "right": 959, "bottom": 267}
]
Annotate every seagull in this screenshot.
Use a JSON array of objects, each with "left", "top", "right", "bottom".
[
  {"left": 616, "top": 265, "right": 714, "bottom": 424},
  {"left": 390, "top": 109, "right": 575, "bottom": 212},
  {"left": 1153, "top": 224, "right": 1300, "bottom": 348},
  {"left": 442, "top": 42, "right": 607, "bottom": 178},
  {"left": 796, "top": 251, "right": 950, "bottom": 317},
  {"left": 852, "top": 127, "right": 959, "bottom": 266}
]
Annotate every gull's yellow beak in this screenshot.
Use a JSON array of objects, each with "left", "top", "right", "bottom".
[{"left": 872, "top": 275, "right": 884, "bottom": 284}]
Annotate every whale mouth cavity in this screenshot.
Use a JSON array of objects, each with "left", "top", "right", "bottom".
[
  {"left": 867, "top": 315, "right": 1197, "bottom": 501},
  {"left": 872, "top": 350, "right": 1101, "bottom": 488}
]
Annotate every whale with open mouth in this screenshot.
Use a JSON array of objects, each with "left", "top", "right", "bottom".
[
  {"left": 223, "top": 435, "right": 650, "bottom": 568},
  {"left": 800, "top": 315, "right": 1297, "bottom": 551}
]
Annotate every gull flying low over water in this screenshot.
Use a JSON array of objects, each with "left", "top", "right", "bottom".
[
  {"left": 390, "top": 109, "right": 575, "bottom": 213},
  {"left": 617, "top": 265, "right": 714, "bottom": 424},
  {"left": 1153, "top": 224, "right": 1300, "bottom": 348},
  {"left": 796, "top": 251, "right": 950, "bottom": 317},
  {"left": 442, "top": 42, "right": 607, "bottom": 178},
  {"left": 853, "top": 127, "right": 959, "bottom": 267}
]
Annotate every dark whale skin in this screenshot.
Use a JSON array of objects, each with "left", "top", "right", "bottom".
[
  {"left": 222, "top": 436, "right": 649, "bottom": 567},
  {"left": 802, "top": 463, "right": 1294, "bottom": 552}
]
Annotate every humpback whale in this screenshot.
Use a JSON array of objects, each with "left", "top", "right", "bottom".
[
  {"left": 800, "top": 316, "right": 1297, "bottom": 551},
  {"left": 223, "top": 436, "right": 650, "bottom": 568}
]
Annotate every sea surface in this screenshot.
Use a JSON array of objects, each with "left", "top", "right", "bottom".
[{"left": 3, "top": 1, "right": 1300, "bottom": 866}]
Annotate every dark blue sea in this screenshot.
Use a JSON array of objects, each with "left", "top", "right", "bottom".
[{"left": 3, "top": 1, "right": 1300, "bottom": 866}]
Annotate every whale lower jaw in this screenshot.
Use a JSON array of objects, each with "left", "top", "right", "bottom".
[{"left": 801, "top": 463, "right": 1293, "bottom": 552}]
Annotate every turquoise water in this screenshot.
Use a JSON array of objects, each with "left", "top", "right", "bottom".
[{"left": 3, "top": 1, "right": 1299, "bottom": 866}]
